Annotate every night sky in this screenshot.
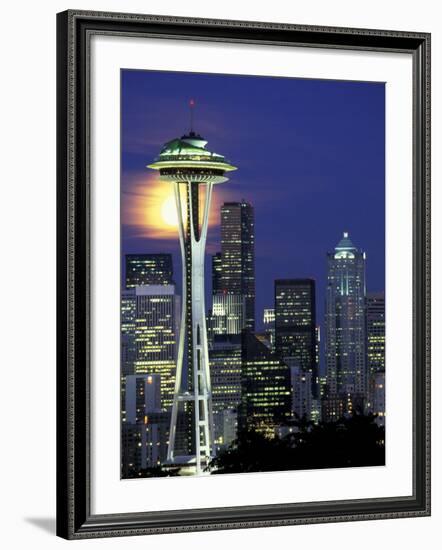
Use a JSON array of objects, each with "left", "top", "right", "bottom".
[{"left": 121, "top": 69, "right": 385, "bottom": 364}]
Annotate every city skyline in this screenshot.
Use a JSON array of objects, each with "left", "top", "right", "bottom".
[
  {"left": 120, "top": 228, "right": 385, "bottom": 475},
  {"left": 121, "top": 69, "right": 385, "bottom": 336},
  {"left": 120, "top": 69, "right": 386, "bottom": 477},
  {"left": 121, "top": 202, "right": 382, "bottom": 378}
]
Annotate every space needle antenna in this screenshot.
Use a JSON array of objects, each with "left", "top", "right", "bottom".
[{"left": 189, "top": 98, "right": 195, "bottom": 133}]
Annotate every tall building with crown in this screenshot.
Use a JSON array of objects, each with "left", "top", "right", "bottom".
[{"left": 324, "top": 232, "right": 367, "bottom": 416}]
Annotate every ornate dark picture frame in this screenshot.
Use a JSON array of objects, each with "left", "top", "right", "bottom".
[{"left": 56, "top": 10, "right": 431, "bottom": 540}]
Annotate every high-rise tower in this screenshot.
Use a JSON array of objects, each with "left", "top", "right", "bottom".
[
  {"left": 220, "top": 202, "right": 255, "bottom": 330},
  {"left": 366, "top": 292, "right": 385, "bottom": 421},
  {"left": 366, "top": 292, "right": 385, "bottom": 375},
  {"left": 325, "top": 232, "right": 367, "bottom": 410},
  {"left": 133, "top": 284, "right": 180, "bottom": 411},
  {"left": 263, "top": 308, "right": 275, "bottom": 350},
  {"left": 239, "top": 332, "right": 292, "bottom": 436},
  {"left": 211, "top": 252, "right": 223, "bottom": 294},
  {"left": 209, "top": 334, "right": 242, "bottom": 450},
  {"left": 148, "top": 122, "right": 236, "bottom": 474},
  {"left": 274, "top": 279, "right": 318, "bottom": 398}
]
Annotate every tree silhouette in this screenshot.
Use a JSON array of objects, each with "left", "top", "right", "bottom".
[
  {"left": 209, "top": 413, "right": 385, "bottom": 474},
  {"left": 126, "top": 465, "right": 181, "bottom": 478}
]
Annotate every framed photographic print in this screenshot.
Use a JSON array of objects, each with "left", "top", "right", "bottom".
[{"left": 56, "top": 10, "right": 431, "bottom": 539}]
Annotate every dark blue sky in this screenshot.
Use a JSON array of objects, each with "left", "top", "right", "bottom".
[{"left": 121, "top": 69, "right": 385, "bottom": 350}]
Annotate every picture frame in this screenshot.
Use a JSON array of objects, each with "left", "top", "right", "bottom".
[{"left": 56, "top": 9, "right": 431, "bottom": 539}]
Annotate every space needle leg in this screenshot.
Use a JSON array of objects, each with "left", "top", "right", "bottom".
[
  {"left": 189, "top": 183, "right": 214, "bottom": 473},
  {"left": 167, "top": 182, "right": 186, "bottom": 462}
]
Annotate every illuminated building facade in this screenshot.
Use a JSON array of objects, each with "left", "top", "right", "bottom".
[
  {"left": 371, "top": 370, "right": 385, "bottom": 426},
  {"left": 325, "top": 233, "right": 367, "bottom": 408},
  {"left": 220, "top": 202, "right": 255, "bottom": 331},
  {"left": 263, "top": 308, "right": 275, "bottom": 350},
  {"left": 121, "top": 257, "right": 177, "bottom": 477},
  {"left": 121, "top": 373, "right": 169, "bottom": 476},
  {"left": 125, "top": 253, "right": 174, "bottom": 288},
  {"left": 124, "top": 373, "right": 162, "bottom": 423},
  {"left": 274, "top": 279, "right": 318, "bottom": 398},
  {"left": 315, "top": 326, "right": 320, "bottom": 374},
  {"left": 239, "top": 331, "right": 292, "bottom": 436},
  {"left": 321, "top": 391, "right": 346, "bottom": 422},
  {"left": 209, "top": 334, "right": 242, "bottom": 449},
  {"left": 148, "top": 128, "right": 236, "bottom": 473},
  {"left": 366, "top": 292, "right": 385, "bottom": 420},
  {"left": 366, "top": 292, "right": 385, "bottom": 374},
  {"left": 121, "top": 415, "right": 170, "bottom": 476},
  {"left": 133, "top": 284, "right": 180, "bottom": 411},
  {"left": 289, "top": 365, "right": 313, "bottom": 421},
  {"left": 209, "top": 293, "right": 245, "bottom": 337},
  {"left": 212, "top": 252, "right": 223, "bottom": 294},
  {"left": 121, "top": 290, "right": 136, "bottom": 376}
]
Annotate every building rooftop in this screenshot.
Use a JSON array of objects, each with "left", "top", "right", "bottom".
[
  {"left": 333, "top": 232, "right": 362, "bottom": 260},
  {"left": 335, "top": 232, "right": 357, "bottom": 251}
]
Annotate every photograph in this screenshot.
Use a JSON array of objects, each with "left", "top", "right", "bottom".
[
  {"left": 54, "top": 7, "right": 430, "bottom": 540},
  {"left": 120, "top": 69, "right": 386, "bottom": 479}
]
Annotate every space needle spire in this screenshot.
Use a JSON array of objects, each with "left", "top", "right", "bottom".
[
  {"left": 189, "top": 98, "right": 195, "bottom": 134},
  {"left": 147, "top": 107, "right": 237, "bottom": 474}
]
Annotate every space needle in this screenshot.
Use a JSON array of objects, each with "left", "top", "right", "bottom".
[{"left": 147, "top": 101, "right": 237, "bottom": 474}]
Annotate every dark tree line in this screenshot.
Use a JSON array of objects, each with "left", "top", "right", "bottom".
[
  {"left": 209, "top": 413, "right": 385, "bottom": 474},
  {"left": 126, "top": 465, "right": 181, "bottom": 478}
]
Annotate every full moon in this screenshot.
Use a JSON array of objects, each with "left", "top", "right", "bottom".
[{"left": 161, "top": 195, "right": 178, "bottom": 227}]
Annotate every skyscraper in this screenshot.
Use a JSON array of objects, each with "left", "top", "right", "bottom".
[
  {"left": 133, "top": 284, "right": 180, "bottom": 411},
  {"left": 366, "top": 292, "right": 385, "bottom": 420},
  {"left": 207, "top": 253, "right": 245, "bottom": 344},
  {"left": 209, "top": 334, "right": 242, "bottom": 449},
  {"left": 124, "top": 373, "right": 162, "bottom": 424},
  {"left": 148, "top": 126, "right": 236, "bottom": 474},
  {"left": 324, "top": 232, "right": 367, "bottom": 411},
  {"left": 212, "top": 252, "right": 223, "bottom": 294},
  {"left": 366, "top": 292, "right": 385, "bottom": 375},
  {"left": 121, "top": 374, "right": 169, "bottom": 476},
  {"left": 209, "top": 293, "right": 245, "bottom": 337},
  {"left": 121, "top": 414, "right": 170, "bottom": 476},
  {"left": 220, "top": 202, "right": 255, "bottom": 331},
  {"left": 274, "top": 279, "right": 318, "bottom": 398},
  {"left": 121, "top": 289, "right": 136, "bottom": 377},
  {"left": 125, "top": 254, "right": 174, "bottom": 288},
  {"left": 121, "top": 255, "right": 177, "bottom": 476},
  {"left": 263, "top": 308, "right": 275, "bottom": 350},
  {"left": 371, "top": 370, "right": 385, "bottom": 426},
  {"left": 289, "top": 365, "right": 313, "bottom": 421},
  {"left": 239, "top": 331, "right": 292, "bottom": 436}
]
